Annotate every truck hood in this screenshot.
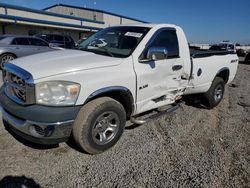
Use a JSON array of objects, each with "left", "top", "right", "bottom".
[{"left": 10, "top": 49, "right": 122, "bottom": 80}]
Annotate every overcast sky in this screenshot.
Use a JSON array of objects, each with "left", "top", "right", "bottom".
[{"left": 1, "top": 0, "right": 250, "bottom": 44}]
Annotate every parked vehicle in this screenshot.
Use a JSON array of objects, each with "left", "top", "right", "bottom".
[
  {"left": 35, "top": 34, "right": 75, "bottom": 49},
  {"left": 236, "top": 48, "right": 250, "bottom": 63},
  {"left": 209, "top": 42, "right": 236, "bottom": 52},
  {"left": 0, "top": 24, "right": 238, "bottom": 154},
  {"left": 0, "top": 35, "right": 58, "bottom": 69}
]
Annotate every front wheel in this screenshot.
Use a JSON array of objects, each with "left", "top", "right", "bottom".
[
  {"left": 203, "top": 77, "right": 225, "bottom": 109},
  {"left": 72, "top": 97, "right": 126, "bottom": 154},
  {"left": 0, "top": 53, "right": 16, "bottom": 70}
]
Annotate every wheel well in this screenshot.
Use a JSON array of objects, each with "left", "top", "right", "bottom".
[
  {"left": 85, "top": 89, "right": 134, "bottom": 119},
  {"left": 1, "top": 52, "right": 17, "bottom": 58},
  {"left": 216, "top": 69, "right": 229, "bottom": 83}
]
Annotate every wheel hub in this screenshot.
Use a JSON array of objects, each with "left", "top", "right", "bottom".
[
  {"left": 214, "top": 85, "right": 223, "bottom": 103},
  {"left": 97, "top": 120, "right": 109, "bottom": 131},
  {"left": 92, "top": 112, "right": 120, "bottom": 145}
]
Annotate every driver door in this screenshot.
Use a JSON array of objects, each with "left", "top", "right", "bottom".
[{"left": 134, "top": 28, "right": 188, "bottom": 114}]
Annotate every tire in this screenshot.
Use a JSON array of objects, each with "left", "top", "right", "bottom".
[
  {"left": 203, "top": 77, "right": 225, "bottom": 109},
  {"left": 72, "top": 97, "right": 126, "bottom": 154},
  {"left": 0, "top": 53, "right": 16, "bottom": 70},
  {"left": 245, "top": 53, "right": 250, "bottom": 64}
]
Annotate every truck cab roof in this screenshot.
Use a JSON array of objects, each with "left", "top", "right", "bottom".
[{"left": 111, "top": 23, "right": 179, "bottom": 29}]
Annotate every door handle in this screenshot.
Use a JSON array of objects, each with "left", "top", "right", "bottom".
[{"left": 172, "top": 65, "right": 183, "bottom": 71}]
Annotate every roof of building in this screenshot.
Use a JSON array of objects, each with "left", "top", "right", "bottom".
[
  {"left": 0, "top": 14, "right": 101, "bottom": 31},
  {"left": 0, "top": 3, "right": 104, "bottom": 24},
  {"left": 0, "top": 3, "right": 102, "bottom": 31},
  {"left": 0, "top": 3, "right": 148, "bottom": 32},
  {"left": 42, "top": 4, "right": 147, "bottom": 23}
]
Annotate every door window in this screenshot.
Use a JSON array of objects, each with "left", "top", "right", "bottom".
[
  {"left": 38, "top": 34, "right": 53, "bottom": 42},
  {"left": 29, "top": 38, "right": 48, "bottom": 46},
  {"left": 12, "top": 38, "right": 29, "bottom": 45},
  {"left": 150, "top": 30, "right": 179, "bottom": 58},
  {"left": 54, "top": 35, "right": 64, "bottom": 42}
]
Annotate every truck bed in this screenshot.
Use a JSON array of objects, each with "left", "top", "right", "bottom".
[
  {"left": 185, "top": 48, "right": 238, "bottom": 95},
  {"left": 190, "top": 48, "right": 235, "bottom": 58}
]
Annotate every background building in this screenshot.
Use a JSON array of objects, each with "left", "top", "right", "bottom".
[{"left": 0, "top": 3, "right": 146, "bottom": 41}]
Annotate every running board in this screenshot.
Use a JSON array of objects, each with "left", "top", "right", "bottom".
[{"left": 130, "top": 103, "right": 181, "bottom": 125}]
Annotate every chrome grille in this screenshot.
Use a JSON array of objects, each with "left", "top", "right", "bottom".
[
  {"left": 8, "top": 72, "right": 26, "bottom": 101},
  {"left": 3, "top": 63, "right": 35, "bottom": 105}
]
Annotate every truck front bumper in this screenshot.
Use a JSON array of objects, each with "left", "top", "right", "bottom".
[
  {"left": 0, "top": 88, "right": 81, "bottom": 145},
  {"left": 1, "top": 106, "right": 74, "bottom": 144}
]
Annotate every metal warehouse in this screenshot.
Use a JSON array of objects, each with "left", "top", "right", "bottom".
[{"left": 0, "top": 3, "right": 145, "bottom": 41}]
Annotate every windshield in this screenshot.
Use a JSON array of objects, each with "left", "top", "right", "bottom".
[
  {"left": 78, "top": 26, "right": 150, "bottom": 58},
  {"left": 0, "top": 36, "right": 10, "bottom": 44}
]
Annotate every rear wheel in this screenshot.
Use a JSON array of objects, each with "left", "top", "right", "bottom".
[
  {"left": 72, "top": 97, "right": 126, "bottom": 154},
  {"left": 203, "top": 77, "right": 225, "bottom": 109},
  {"left": 0, "top": 53, "right": 16, "bottom": 70}
]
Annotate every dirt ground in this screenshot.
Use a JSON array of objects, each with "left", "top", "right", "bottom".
[{"left": 0, "top": 63, "right": 249, "bottom": 188}]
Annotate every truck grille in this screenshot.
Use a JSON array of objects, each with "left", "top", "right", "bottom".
[{"left": 3, "top": 63, "right": 35, "bottom": 105}]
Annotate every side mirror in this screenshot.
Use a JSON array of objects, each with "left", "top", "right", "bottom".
[{"left": 140, "top": 47, "right": 168, "bottom": 62}]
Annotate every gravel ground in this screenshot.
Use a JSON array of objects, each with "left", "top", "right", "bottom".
[{"left": 0, "top": 64, "right": 249, "bottom": 188}]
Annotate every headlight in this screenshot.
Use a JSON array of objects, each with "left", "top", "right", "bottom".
[{"left": 36, "top": 81, "right": 80, "bottom": 106}]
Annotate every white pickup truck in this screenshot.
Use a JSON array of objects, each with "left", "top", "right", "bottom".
[{"left": 0, "top": 24, "right": 238, "bottom": 154}]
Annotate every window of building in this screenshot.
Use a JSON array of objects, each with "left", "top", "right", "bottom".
[
  {"left": 93, "top": 13, "right": 97, "bottom": 21},
  {"left": 28, "top": 30, "right": 38, "bottom": 36}
]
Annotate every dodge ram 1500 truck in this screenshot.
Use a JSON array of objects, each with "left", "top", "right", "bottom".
[{"left": 0, "top": 24, "right": 238, "bottom": 154}]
